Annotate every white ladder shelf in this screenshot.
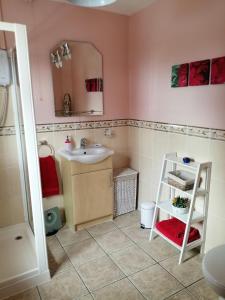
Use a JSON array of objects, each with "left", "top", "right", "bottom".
[{"left": 149, "top": 152, "right": 212, "bottom": 264}]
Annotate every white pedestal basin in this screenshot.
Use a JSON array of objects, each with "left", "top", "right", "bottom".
[
  {"left": 58, "top": 144, "right": 114, "bottom": 164},
  {"left": 202, "top": 244, "right": 225, "bottom": 300}
]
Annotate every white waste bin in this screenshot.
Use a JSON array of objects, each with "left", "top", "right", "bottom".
[{"left": 140, "top": 202, "right": 155, "bottom": 229}]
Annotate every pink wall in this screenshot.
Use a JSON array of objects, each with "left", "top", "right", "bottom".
[
  {"left": 129, "top": 0, "right": 225, "bottom": 129},
  {"left": 1, "top": 0, "right": 225, "bottom": 128},
  {"left": 0, "top": 3, "right": 6, "bottom": 48},
  {"left": 1, "top": 0, "right": 129, "bottom": 124}
]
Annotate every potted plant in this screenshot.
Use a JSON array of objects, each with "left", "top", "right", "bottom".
[{"left": 172, "top": 196, "right": 189, "bottom": 214}]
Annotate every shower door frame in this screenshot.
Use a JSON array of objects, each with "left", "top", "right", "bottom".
[{"left": 0, "top": 21, "right": 50, "bottom": 297}]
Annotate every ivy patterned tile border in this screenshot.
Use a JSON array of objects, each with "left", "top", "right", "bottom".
[
  {"left": 128, "top": 119, "right": 225, "bottom": 141},
  {"left": 0, "top": 126, "right": 16, "bottom": 136},
  {"left": 1, "top": 119, "right": 225, "bottom": 141},
  {"left": 0, "top": 119, "right": 128, "bottom": 136},
  {"left": 36, "top": 119, "right": 128, "bottom": 133}
]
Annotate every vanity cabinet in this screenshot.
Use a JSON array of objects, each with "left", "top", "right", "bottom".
[{"left": 61, "top": 157, "right": 113, "bottom": 230}]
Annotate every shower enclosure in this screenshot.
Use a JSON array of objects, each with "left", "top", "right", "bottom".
[{"left": 0, "top": 22, "right": 50, "bottom": 299}]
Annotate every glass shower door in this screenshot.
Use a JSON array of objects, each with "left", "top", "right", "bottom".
[{"left": 11, "top": 49, "right": 34, "bottom": 231}]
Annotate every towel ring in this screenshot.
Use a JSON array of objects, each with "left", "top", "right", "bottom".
[{"left": 38, "top": 140, "right": 55, "bottom": 156}]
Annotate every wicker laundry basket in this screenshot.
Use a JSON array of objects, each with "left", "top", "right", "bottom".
[{"left": 113, "top": 168, "right": 138, "bottom": 217}]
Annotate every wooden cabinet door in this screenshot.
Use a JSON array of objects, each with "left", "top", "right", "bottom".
[{"left": 72, "top": 169, "right": 113, "bottom": 224}]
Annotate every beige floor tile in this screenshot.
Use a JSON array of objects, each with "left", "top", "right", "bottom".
[
  {"left": 129, "top": 264, "right": 182, "bottom": 300},
  {"left": 92, "top": 278, "right": 145, "bottom": 300},
  {"left": 64, "top": 238, "right": 106, "bottom": 267},
  {"left": 121, "top": 224, "right": 150, "bottom": 244},
  {"left": 138, "top": 236, "right": 179, "bottom": 262},
  {"left": 167, "top": 289, "right": 195, "bottom": 300},
  {"left": 47, "top": 236, "right": 64, "bottom": 254},
  {"left": 38, "top": 269, "right": 88, "bottom": 300},
  {"left": 5, "top": 288, "right": 40, "bottom": 300},
  {"left": 160, "top": 253, "right": 203, "bottom": 287},
  {"left": 94, "top": 229, "right": 134, "bottom": 253},
  {"left": 48, "top": 248, "right": 73, "bottom": 276},
  {"left": 187, "top": 279, "right": 218, "bottom": 299},
  {"left": 56, "top": 228, "right": 91, "bottom": 247},
  {"left": 77, "top": 256, "right": 125, "bottom": 292},
  {"left": 87, "top": 221, "right": 117, "bottom": 237},
  {"left": 110, "top": 244, "right": 155, "bottom": 275},
  {"left": 113, "top": 211, "right": 140, "bottom": 228}
]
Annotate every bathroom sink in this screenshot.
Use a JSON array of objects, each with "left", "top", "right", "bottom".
[{"left": 58, "top": 145, "right": 114, "bottom": 164}]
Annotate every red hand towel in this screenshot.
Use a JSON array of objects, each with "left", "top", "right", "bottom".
[
  {"left": 156, "top": 218, "right": 200, "bottom": 246},
  {"left": 39, "top": 156, "right": 60, "bottom": 198}
]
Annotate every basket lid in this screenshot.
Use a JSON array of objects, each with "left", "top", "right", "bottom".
[
  {"left": 141, "top": 202, "right": 155, "bottom": 209},
  {"left": 113, "top": 168, "right": 138, "bottom": 178}
]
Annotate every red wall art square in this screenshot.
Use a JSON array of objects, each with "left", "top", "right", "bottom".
[
  {"left": 189, "top": 59, "right": 210, "bottom": 86},
  {"left": 171, "top": 63, "right": 189, "bottom": 87},
  {"left": 211, "top": 56, "right": 225, "bottom": 84}
]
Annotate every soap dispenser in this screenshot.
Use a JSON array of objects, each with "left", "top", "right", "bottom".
[{"left": 65, "top": 136, "right": 73, "bottom": 152}]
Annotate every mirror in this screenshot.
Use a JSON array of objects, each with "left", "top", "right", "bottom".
[{"left": 50, "top": 40, "right": 103, "bottom": 116}]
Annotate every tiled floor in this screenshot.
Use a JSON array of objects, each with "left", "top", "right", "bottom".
[{"left": 5, "top": 211, "right": 218, "bottom": 300}]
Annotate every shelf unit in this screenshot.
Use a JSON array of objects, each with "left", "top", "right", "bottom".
[{"left": 149, "top": 152, "right": 212, "bottom": 264}]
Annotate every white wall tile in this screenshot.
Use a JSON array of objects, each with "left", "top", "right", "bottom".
[{"left": 128, "top": 125, "right": 225, "bottom": 251}]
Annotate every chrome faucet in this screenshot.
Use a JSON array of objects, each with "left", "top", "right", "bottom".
[{"left": 80, "top": 138, "right": 88, "bottom": 149}]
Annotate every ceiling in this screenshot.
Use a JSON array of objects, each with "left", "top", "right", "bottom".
[{"left": 51, "top": 0, "right": 156, "bottom": 16}]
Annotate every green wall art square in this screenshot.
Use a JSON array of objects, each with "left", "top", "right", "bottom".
[{"left": 171, "top": 63, "right": 189, "bottom": 87}]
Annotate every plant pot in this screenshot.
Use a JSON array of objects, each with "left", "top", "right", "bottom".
[{"left": 172, "top": 205, "right": 189, "bottom": 215}]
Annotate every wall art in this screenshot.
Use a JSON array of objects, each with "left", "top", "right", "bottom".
[
  {"left": 211, "top": 56, "right": 225, "bottom": 84},
  {"left": 189, "top": 59, "right": 210, "bottom": 86},
  {"left": 171, "top": 63, "right": 189, "bottom": 87}
]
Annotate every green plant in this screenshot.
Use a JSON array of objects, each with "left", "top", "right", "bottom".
[{"left": 172, "top": 196, "right": 189, "bottom": 208}]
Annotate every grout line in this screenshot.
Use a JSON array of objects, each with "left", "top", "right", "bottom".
[
  {"left": 126, "top": 277, "right": 149, "bottom": 300},
  {"left": 81, "top": 223, "right": 141, "bottom": 294},
  {"left": 46, "top": 216, "right": 203, "bottom": 299},
  {"left": 61, "top": 252, "right": 93, "bottom": 294},
  {"left": 157, "top": 250, "right": 203, "bottom": 289},
  {"left": 48, "top": 232, "right": 92, "bottom": 295},
  {"left": 55, "top": 226, "right": 92, "bottom": 248},
  {"left": 91, "top": 277, "right": 149, "bottom": 300},
  {"left": 90, "top": 277, "right": 128, "bottom": 295},
  {"left": 56, "top": 227, "right": 127, "bottom": 294},
  {"left": 86, "top": 224, "right": 119, "bottom": 238},
  {"left": 36, "top": 286, "right": 43, "bottom": 300},
  {"left": 158, "top": 257, "right": 203, "bottom": 290},
  {"left": 185, "top": 277, "right": 204, "bottom": 289},
  {"left": 158, "top": 262, "right": 187, "bottom": 289},
  {"left": 112, "top": 219, "right": 203, "bottom": 297},
  {"left": 86, "top": 221, "right": 162, "bottom": 296},
  {"left": 163, "top": 287, "right": 187, "bottom": 300},
  {"left": 63, "top": 254, "right": 92, "bottom": 294},
  {"left": 113, "top": 221, "right": 158, "bottom": 263}
]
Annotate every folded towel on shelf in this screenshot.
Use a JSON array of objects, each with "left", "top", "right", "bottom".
[
  {"left": 156, "top": 218, "right": 200, "bottom": 246},
  {"left": 39, "top": 155, "right": 60, "bottom": 198}
]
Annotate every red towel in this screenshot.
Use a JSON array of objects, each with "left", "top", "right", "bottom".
[
  {"left": 39, "top": 156, "right": 60, "bottom": 198},
  {"left": 156, "top": 218, "right": 200, "bottom": 246}
]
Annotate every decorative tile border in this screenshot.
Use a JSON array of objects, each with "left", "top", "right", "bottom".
[
  {"left": 128, "top": 119, "right": 225, "bottom": 142},
  {"left": 36, "top": 119, "right": 128, "bottom": 133},
  {"left": 0, "top": 126, "right": 16, "bottom": 136},
  {"left": 0, "top": 119, "right": 128, "bottom": 136},
  {"left": 1, "top": 119, "right": 225, "bottom": 142}
]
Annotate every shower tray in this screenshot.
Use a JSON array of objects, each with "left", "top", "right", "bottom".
[{"left": 0, "top": 223, "right": 38, "bottom": 289}]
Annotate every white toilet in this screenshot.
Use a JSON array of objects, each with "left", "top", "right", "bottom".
[{"left": 202, "top": 244, "right": 225, "bottom": 300}]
